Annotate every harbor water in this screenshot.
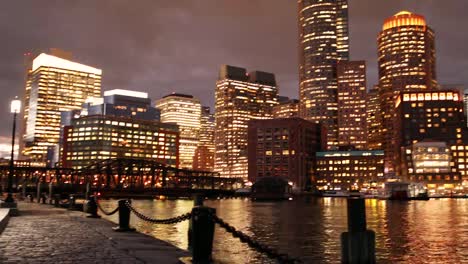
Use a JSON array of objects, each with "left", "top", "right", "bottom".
[{"left": 100, "top": 198, "right": 468, "bottom": 263}]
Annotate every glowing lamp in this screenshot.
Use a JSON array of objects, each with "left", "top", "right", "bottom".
[{"left": 10, "top": 98, "right": 21, "bottom": 114}]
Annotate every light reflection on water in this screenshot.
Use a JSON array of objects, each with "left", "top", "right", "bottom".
[{"left": 100, "top": 198, "right": 468, "bottom": 264}]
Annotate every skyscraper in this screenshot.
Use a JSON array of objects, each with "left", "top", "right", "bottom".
[
  {"left": 378, "top": 11, "right": 437, "bottom": 175},
  {"left": 215, "top": 65, "right": 278, "bottom": 178},
  {"left": 298, "top": 0, "right": 349, "bottom": 149},
  {"left": 155, "top": 93, "right": 201, "bottom": 169},
  {"left": 193, "top": 106, "right": 215, "bottom": 171},
  {"left": 21, "top": 52, "right": 102, "bottom": 161},
  {"left": 337, "top": 61, "right": 367, "bottom": 149}
]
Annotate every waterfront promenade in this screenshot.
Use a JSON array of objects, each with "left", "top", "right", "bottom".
[{"left": 0, "top": 202, "right": 188, "bottom": 264}]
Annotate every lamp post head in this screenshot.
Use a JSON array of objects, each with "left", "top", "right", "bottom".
[{"left": 10, "top": 97, "right": 21, "bottom": 114}]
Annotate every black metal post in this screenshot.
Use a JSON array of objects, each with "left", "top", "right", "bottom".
[
  {"left": 68, "top": 195, "right": 75, "bottom": 210},
  {"left": 84, "top": 195, "right": 101, "bottom": 218},
  {"left": 189, "top": 206, "right": 216, "bottom": 264},
  {"left": 113, "top": 199, "right": 135, "bottom": 232},
  {"left": 5, "top": 112, "right": 17, "bottom": 203},
  {"left": 341, "top": 198, "right": 376, "bottom": 264}
]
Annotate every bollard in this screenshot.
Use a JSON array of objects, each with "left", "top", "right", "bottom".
[
  {"left": 341, "top": 198, "right": 376, "bottom": 264},
  {"left": 54, "top": 195, "right": 60, "bottom": 207},
  {"left": 113, "top": 199, "right": 135, "bottom": 232},
  {"left": 49, "top": 183, "right": 53, "bottom": 205},
  {"left": 36, "top": 182, "right": 42, "bottom": 203},
  {"left": 84, "top": 195, "right": 101, "bottom": 218},
  {"left": 193, "top": 194, "right": 204, "bottom": 207},
  {"left": 188, "top": 194, "right": 205, "bottom": 249},
  {"left": 188, "top": 206, "right": 216, "bottom": 264},
  {"left": 41, "top": 193, "right": 46, "bottom": 204},
  {"left": 85, "top": 182, "right": 90, "bottom": 200},
  {"left": 68, "top": 195, "right": 76, "bottom": 210}
]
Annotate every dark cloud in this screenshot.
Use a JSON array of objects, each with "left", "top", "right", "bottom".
[{"left": 0, "top": 0, "right": 466, "bottom": 142}]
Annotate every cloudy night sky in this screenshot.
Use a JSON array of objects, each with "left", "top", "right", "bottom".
[{"left": 0, "top": 0, "right": 467, "bottom": 157}]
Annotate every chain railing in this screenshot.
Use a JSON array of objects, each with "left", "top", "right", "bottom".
[
  {"left": 125, "top": 200, "right": 192, "bottom": 224},
  {"left": 212, "top": 214, "right": 301, "bottom": 264},
  {"left": 96, "top": 198, "right": 119, "bottom": 216},
  {"left": 42, "top": 192, "right": 376, "bottom": 263}
]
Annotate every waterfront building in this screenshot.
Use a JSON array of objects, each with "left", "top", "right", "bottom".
[
  {"left": 367, "top": 85, "right": 382, "bottom": 150},
  {"left": 247, "top": 118, "right": 322, "bottom": 191},
  {"left": 401, "top": 141, "right": 463, "bottom": 194},
  {"left": 215, "top": 65, "right": 278, "bottom": 178},
  {"left": 378, "top": 11, "right": 437, "bottom": 175},
  {"left": 193, "top": 106, "right": 215, "bottom": 171},
  {"left": 61, "top": 115, "right": 179, "bottom": 169},
  {"left": 155, "top": 94, "right": 201, "bottom": 169},
  {"left": 21, "top": 52, "right": 102, "bottom": 161},
  {"left": 394, "top": 90, "right": 466, "bottom": 176},
  {"left": 315, "top": 150, "right": 384, "bottom": 191},
  {"left": 273, "top": 98, "right": 299, "bottom": 118},
  {"left": 337, "top": 61, "right": 367, "bottom": 149},
  {"left": 298, "top": 0, "right": 349, "bottom": 149}
]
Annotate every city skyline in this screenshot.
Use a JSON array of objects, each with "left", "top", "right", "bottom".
[{"left": 0, "top": 1, "right": 467, "bottom": 142}]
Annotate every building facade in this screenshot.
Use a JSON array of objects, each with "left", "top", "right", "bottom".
[
  {"left": 367, "top": 85, "right": 382, "bottom": 150},
  {"left": 394, "top": 90, "right": 466, "bottom": 176},
  {"left": 298, "top": 0, "right": 349, "bottom": 149},
  {"left": 215, "top": 65, "right": 278, "bottom": 178},
  {"left": 401, "top": 141, "right": 463, "bottom": 194},
  {"left": 273, "top": 98, "right": 299, "bottom": 118},
  {"left": 21, "top": 53, "right": 102, "bottom": 161},
  {"left": 378, "top": 11, "right": 437, "bottom": 175},
  {"left": 61, "top": 115, "right": 179, "bottom": 169},
  {"left": 193, "top": 106, "right": 215, "bottom": 171},
  {"left": 247, "top": 118, "right": 322, "bottom": 191},
  {"left": 155, "top": 94, "right": 201, "bottom": 169},
  {"left": 315, "top": 150, "right": 384, "bottom": 191},
  {"left": 337, "top": 61, "right": 367, "bottom": 149}
]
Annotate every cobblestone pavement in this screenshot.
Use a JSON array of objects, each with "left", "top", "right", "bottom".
[{"left": 0, "top": 202, "right": 187, "bottom": 264}]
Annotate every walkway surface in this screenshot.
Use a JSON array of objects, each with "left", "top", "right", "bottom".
[{"left": 0, "top": 202, "right": 188, "bottom": 264}]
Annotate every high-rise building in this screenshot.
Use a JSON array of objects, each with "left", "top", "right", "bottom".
[
  {"left": 378, "top": 11, "right": 437, "bottom": 175},
  {"left": 298, "top": 0, "right": 349, "bottom": 149},
  {"left": 247, "top": 118, "right": 322, "bottom": 191},
  {"left": 21, "top": 52, "right": 102, "bottom": 161},
  {"left": 193, "top": 106, "right": 215, "bottom": 171},
  {"left": 215, "top": 65, "right": 278, "bottom": 178},
  {"left": 337, "top": 61, "right": 367, "bottom": 149},
  {"left": 273, "top": 98, "right": 299, "bottom": 118},
  {"left": 367, "top": 85, "right": 382, "bottom": 150},
  {"left": 155, "top": 93, "right": 201, "bottom": 169}
]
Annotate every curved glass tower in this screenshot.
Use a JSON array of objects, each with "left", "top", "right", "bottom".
[
  {"left": 298, "top": 0, "right": 349, "bottom": 149},
  {"left": 377, "top": 11, "right": 437, "bottom": 175}
]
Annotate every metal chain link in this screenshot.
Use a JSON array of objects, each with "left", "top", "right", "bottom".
[
  {"left": 125, "top": 200, "right": 192, "bottom": 224},
  {"left": 212, "top": 214, "right": 302, "bottom": 264},
  {"left": 96, "top": 200, "right": 119, "bottom": 216}
]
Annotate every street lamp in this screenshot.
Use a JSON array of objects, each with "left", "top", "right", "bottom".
[{"left": 5, "top": 97, "right": 21, "bottom": 204}]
